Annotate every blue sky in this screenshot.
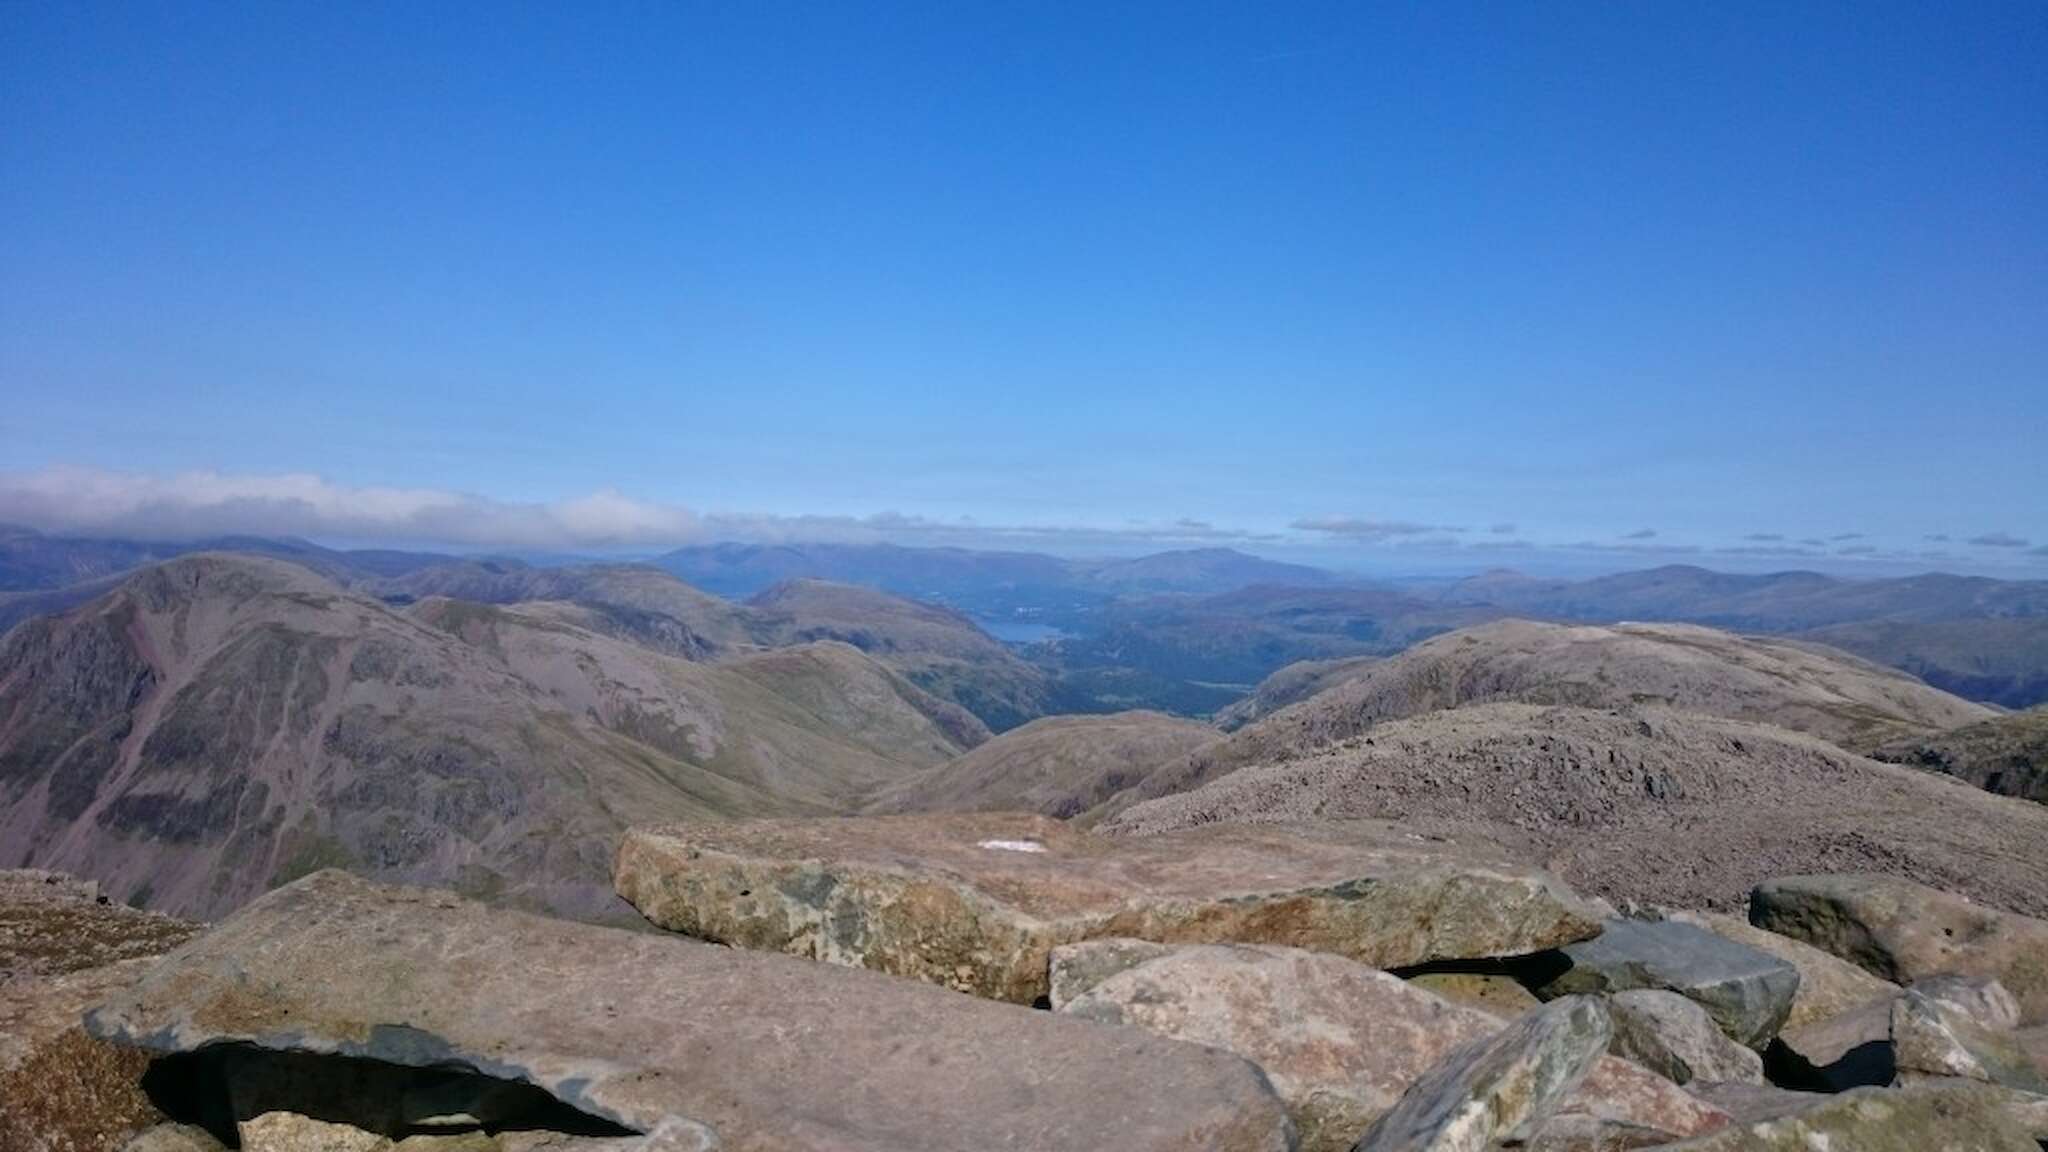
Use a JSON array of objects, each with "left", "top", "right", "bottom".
[{"left": 2, "top": 2, "right": 2043, "bottom": 574}]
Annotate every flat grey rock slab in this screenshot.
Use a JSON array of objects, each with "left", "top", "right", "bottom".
[
  {"left": 1537, "top": 919, "right": 1799, "bottom": 1048},
  {"left": 616, "top": 812, "right": 1604, "bottom": 1003},
  {"left": 1750, "top": 873, "right": 2048, "bottom": 1025},
  {"left": 1352, "top": 996, "right": 1611, "bottom": 1152},
  {"left": 1657, "top": 908, "right": 1898, "bottom": 1032},
  {"left": 85, "top": 871, "right": 1294, "bottom": 1152}
]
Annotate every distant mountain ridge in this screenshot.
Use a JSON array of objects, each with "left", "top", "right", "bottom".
[
  {"left": 365, "top": 563, "right": 1059, "bottom": 731},
  {"left": 653, "top": 542, "right": 1335, "bottom": 607},
  {"left": 1113, "top": 618, "right": 1996, "bottom": 812},
  {"left": 0, "top": 554, "right": 980, "bottom": 921},
  {"left": 1437, "top": 564, "right": 2048, "bottom": 706},
  {"left": 1438, "top": 564, "right": 2048, "bottom": 629},
  {"left": 10, "top": 531, "right": 2048, "bottom": 711}
]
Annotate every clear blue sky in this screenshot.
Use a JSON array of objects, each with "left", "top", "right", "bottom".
[{"left": 2, "top": 3, "right": 2043, "bottom": 572}]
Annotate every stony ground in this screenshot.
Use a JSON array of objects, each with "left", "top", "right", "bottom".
[
  {"left": 0, "top": 871, "right": 204, "bottom": 1152},
  {"left": 1104, "top": 702, "right": 2048, "bottom": 917}
]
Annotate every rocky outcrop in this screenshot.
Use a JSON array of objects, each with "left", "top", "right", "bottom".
[
  {"left": 1103, "top": 702, "right": 2048, "bottom": 918},
  {"left": 1050, "top": 940, "right": 1729, "bottom": 1149},
  {"left": 1641, "top": 1080, "right": 2038, "bottom": 1150},
  {"left": 614, "top": 813, "right": 1603, "bottom": 1003},
  {"left": 1656, "top": 908, "right": 1897, "bottom": 1032},
  {"left": 1536, "top": 919, "right": 1800, "bottom": 1048},
  {"left": 1750, "top": 873, "right": 2048, "bottom": 1024},
  {"left": 1870, "top": 703, "right": 2048, "bottom": 804},
  {"left": 84, "top": 871, "right": 1295, "bottom": 1152},
  {"left": 1353, "top": 996, "right": 1612, "bottom": 1152},
  {"left": 1606, "top": 990, "right": 1764, "bottom": 1086}
]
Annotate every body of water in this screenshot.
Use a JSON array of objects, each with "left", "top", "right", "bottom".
[{"left": 975, "top": 618, "right": 1069, "bottom": 645}]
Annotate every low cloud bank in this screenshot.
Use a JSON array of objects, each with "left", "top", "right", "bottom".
[
  {"left": 0, "top": 467, "right": 1270, "bottom": 554},
  {"left": 0, "top": 467, "right": 700, "bottom": 550},
  {"left": 2, "top": 468, "right": 2041, "bottom": 572}
]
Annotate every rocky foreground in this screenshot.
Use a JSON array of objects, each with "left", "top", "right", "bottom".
[{"left": 9, "top": 814, "right": 2048, "bottom": 1151}]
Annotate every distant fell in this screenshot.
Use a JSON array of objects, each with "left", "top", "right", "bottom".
[{"left": 0, "top": 555, "right": 975, "bottom": 921}]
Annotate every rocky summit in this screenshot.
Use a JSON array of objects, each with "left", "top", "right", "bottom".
[
  {"left": 613, "top": 811, "right": 1603, "bottom": 1003},
  {"left": 84, "top": 870, "right": 1294, "bottom": 1152}
]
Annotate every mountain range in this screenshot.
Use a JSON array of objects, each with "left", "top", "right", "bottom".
[{"left": 5, "top": 534, "right": 2046, "bottom": 931}]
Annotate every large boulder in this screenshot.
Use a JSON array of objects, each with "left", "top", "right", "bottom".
[
  {"left": 1352, "top": 996, "right": 1611, "bottom": 1152},
  {"left": 1657, "top": 908, "right": 1898, "bottom": 1031},
  {"left": 614, "top": 813, "right": 1604, "bottom": 1003},
  {"left": 1536, "top": 919, "right": 1800, "bottom": 1048},
  {"left": 1750, "top": 874, "right": 2048, "bottom": 1024},
  {"left": 1640, "top": 1081, "right": 2037, "bottom": 1150},
  {"left": 1050, "top": 940, "right": 1729, "bottom": 1148},
  {"left": 1606, "top": 990, "right": 1763, "bottom": 1086},
  {"left": 84, "top": 871, "right": 1295, "bottom": 1152},
  {"left": 1890, "top": 986, "right": 2048, "bottom": 1094},
  {"left": 1770, "top": 974, "right": 2039, "bottom": 1094}
]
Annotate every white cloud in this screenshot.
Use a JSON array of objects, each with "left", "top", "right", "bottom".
[
  {"left": 0, "top": 466, "right": 1272, "bottom": 553},
  {"left": 1290, "top": 517, "right": 1442, "bottom": 541},
  {"left": 0, "top": 466, "right": 697, "bottom": 549}
]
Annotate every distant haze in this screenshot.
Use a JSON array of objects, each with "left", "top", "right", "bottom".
[{"left": 0, "top": 465, "right": 2040, "bottom": 578}]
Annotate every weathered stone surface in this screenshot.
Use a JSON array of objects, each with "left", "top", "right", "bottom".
[
  {"left": 1055, "top": 942, "right": 1724, "bottom": 1151},
  {"left": 1643, "top": 1081, "right": 2037, "bottom": 1151},
  {"left": 0, "top": 870, "right": 206, "bottom": 1152},
  {"left": 122, "top": 1125, "right": 227, "bottom": 1152},
  {"left": 1659, "top": 908, "right": 1899, "bottom": 1031},
  {"left": 1606, "top": 990, "right": 1763, "bottom": 1086},
  {"left": 86, "top": 871, "right": 1294, "bottom": 1152},
  {"left": 1503, "top": 1114, "right": 1675, "bottom": 1151},
  {"left": 1353, "top": 996, "right": 1611, "bottom": 1152},
  {"left": 1536, "top": 919, "right": 1800, "bottom": 1048},
  {"left": 1750, "top": 873, "right": 2048, "bottom": 1024},
  {"left": 1058, "top": 943, "right": 1454, "bottom": 1152},
  {"left": 614, "top": 813, "right": 1604, "bottom": 1003},
  {"left": 1911, "top": 973, "right": 2025, "bottom": 1032},
  {"left": 1047, "top": 937, "right": 1175, "bottom": 1009},
  {"left": 1682, "top": 1082, "right": 1831, "bottom": 1125},
  {"left": 1891, "top": 987, "right": 2048, "bottom": 1093},
  {"left": 234, "top": 1113, "right": 509, "bottom": 1152},
  {"left": 1404, "top": 971, "right": 1544, "bottom": 1018},
  {"left": 240, "top": 1112, "right": 391, "bottom": 1152}
]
